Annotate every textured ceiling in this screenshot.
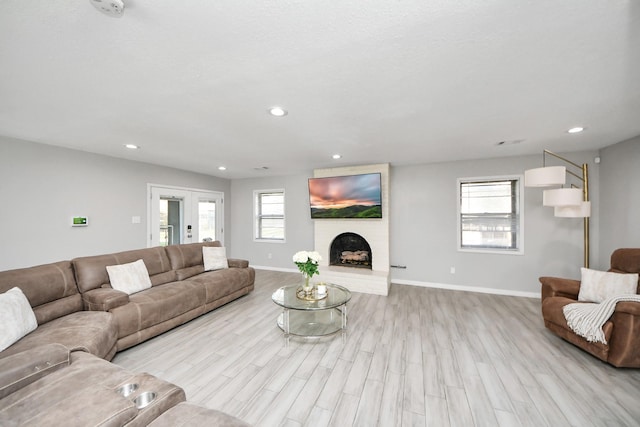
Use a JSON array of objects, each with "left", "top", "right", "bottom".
[{"left": 1, "top": 1, "right": 639, "bottom": 179}]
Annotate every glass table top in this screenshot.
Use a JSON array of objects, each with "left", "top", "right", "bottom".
[{"left": 272, "top": 283, "right": 351, "bottom": 311}]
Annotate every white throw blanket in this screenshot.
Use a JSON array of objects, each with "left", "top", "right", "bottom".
[{"left": 563, "top": 295, "right": 640, "bottom": 344}]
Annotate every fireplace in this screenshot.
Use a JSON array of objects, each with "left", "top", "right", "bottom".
[
  {"left": 313, "top": 163, "right": 390, "bottom": 295},
  {"left": 329, "top": 232, "right": 372, "bottom": 269}
]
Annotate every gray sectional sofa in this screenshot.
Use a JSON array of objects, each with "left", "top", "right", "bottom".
[
  {"left": 0, "top": 241, "right": 253, "bottom": 426},
  {"left": 73, "top": 242, "right": 255, "bottom": 352}
]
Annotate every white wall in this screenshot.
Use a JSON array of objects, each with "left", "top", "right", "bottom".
[
  {"left": 3, "top": 134, "right": 621, "bottom": 295},
  {"left": 0, "top": 137, "right": 230, "bottom": 270},
  {"left": 229, "top": 151, "right": 601, "bottom": 294},
  {"left": 389, "top": 152, "right": 600, "bottom": 294},
  {"left": 229, "top": 174, "right": 314, "bottom": 268},
  {"left": 599, "top": 136, "right": 640, "bottom": 265}
]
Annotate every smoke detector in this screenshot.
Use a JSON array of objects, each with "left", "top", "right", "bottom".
[
  {"left": 495, "top": 139, "right": 525, "bottom": 146},
  {"left": 90, "top": 0, "right": 125, "bottom": 17}
]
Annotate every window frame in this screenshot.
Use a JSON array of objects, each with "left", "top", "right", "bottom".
[
  {"left": 253, "top": 189, "right": 286, "bottom": 243},
  {"left": 457, "top": 175, "right": 524, "bottom": 255}
]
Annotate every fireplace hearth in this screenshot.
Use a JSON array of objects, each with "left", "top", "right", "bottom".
[{"left": 329, "top": 232, "right": 372, "bottom": 269}]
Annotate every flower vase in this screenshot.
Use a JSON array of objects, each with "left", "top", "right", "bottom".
[{"left": 302, "top": 273, "right": 313, "bottom": 295}]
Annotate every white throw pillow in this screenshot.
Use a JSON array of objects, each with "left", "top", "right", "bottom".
[
  {"left": 203, "top": 246, "right": 228, "bottom": 271},
  {"left": 0, "top": 287, "right": 38, "bottom": 352},
  {"left": 578, "top": 267, "right": 639, "bottom": 303},
  {"left": 106, "top": 259, "right": 152, "bottom": 295}
]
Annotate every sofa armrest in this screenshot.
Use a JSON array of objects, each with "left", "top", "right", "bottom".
[
  {"left": 11, "top": 386, "right": 137, "bottom": 427},
  {"left": 82, "top": 288, "right": 129, "bottom": 311},
  {"left": 539, "top": 276, "right": 580, "bottom": 302},
  {"left": 227, "top": 258, "right": 249, "bottom": 268},
  {"left": 0, "top": 343, "right": 70, "bottom": 399}
]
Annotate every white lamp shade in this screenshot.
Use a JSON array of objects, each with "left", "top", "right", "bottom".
[
  {"left": 524, "top": 166, "right": 566, "bottom": 187},
  {"left": 554, "top": 201, "right": 591, "bottom": 218},
  {"left": 543, "top": 188, "right": 583, "bottom": 207}
]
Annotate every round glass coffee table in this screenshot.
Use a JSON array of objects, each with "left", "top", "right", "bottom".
[{"left": 271, "top": 283, "right": 352, "bottom": 336}]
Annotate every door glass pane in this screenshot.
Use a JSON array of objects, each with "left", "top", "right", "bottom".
[
  {"left": 198, "top": 201, "right": 216, "bottom": 242},
  {"left": 160, "top": 198, "right": 181, "bottom": 246}
]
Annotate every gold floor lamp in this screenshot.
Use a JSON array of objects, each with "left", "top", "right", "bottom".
[{"left": 524, "top": 150, "right": 590, "bottom": 268}]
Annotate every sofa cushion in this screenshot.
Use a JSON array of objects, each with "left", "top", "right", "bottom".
[
  {"left": 578, "top": 268, "right": 638, "bottom": 303},
  {"left": 165, "top": 241, "right": 222, "bottom": 280},
  {"left": 0, "top": 287, "right": 37, "bottom": 352},
  {"left": 0, "top": 343, "right": 70, "bottom": 400},
  {"left": 609, "top": 248, "right": 640, "bottom": 293},
  {"left": 187, "top": 268, "right": 254, "bottom": 305},
  {"left": 203, "top": 246, "right": 228, "bottom": 271},
  {"left": 0, "top": 261, "right": 82, "bottom": 325},
  {"left": 106, "top": 259, "right": 153, "bottom": 295},
  {"left": 110, "top": 280, "right": 205, "bottom": 339},
  {"left": 0, "top": 385, "right": 138, "bottom": 427},
  {"left": 73, "top": 247, "right": 175, "bottom": 293},
  {"left": 610, "top": 248, "right": 640, "bottom": 274},
  {"left": 542, "top": 296, "right": 614, "bottom": 343},
  {"left": 148, "top": 402, "right": 250, "bottom": 427},
  {"left": 0, "top": 351, "right": 185, "bottom": 427},
  {"left": 0, "top": 311, "right": 118, "bottom": 361}
]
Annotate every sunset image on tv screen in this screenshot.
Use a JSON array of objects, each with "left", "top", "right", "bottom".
[{"left": 308, "top": 173, "right": 382, "bottom": 218}]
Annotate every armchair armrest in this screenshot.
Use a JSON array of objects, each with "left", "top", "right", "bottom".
[
  {"left": 614, "top": 301, "right": 640, "bottom": 316},
  {"left": 608, "top": 300, "right": 640, "bottom": 367},
  {"left": 227, "top": 258, "right": 249, "bottom": 268},
  {"left": 539, "top": 276, "right": 581, "bottom": 302},
  {"left": 82, "top": 288, "right": 129, "bottom": 311},
  {"left": 0, "top": 343, "right": 69, "bottom": 399}
]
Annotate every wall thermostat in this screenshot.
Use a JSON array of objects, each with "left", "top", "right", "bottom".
[{"left": 72, "top": 216, "right": 89, "bottom": 227}]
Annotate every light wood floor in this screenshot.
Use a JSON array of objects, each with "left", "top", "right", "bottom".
[{"left": 113, "top": 270, "right": 640, "bottom": 426}]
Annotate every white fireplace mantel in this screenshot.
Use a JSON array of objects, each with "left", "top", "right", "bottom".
[{"left": 313, "top": 163, "right": 390, "bottom": 295}]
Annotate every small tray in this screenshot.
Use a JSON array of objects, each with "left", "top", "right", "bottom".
[{"left": 296, "top": 287, "right": 328, "bottom": 301}]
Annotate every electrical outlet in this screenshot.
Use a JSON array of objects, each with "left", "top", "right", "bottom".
[
  {"left": 268, "top": 253, "right": 272, "bottom": 259},
  {"left": 450, "top": 267, "right": 456, "bottom": 274}
]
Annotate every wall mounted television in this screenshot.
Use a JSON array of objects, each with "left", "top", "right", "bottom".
[{"left": 309, "top": 173, "right": 382, "bottom": 219}]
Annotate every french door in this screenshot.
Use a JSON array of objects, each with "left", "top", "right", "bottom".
[{"left": 148, "top": 185, "right": 224, "bottom": 247}]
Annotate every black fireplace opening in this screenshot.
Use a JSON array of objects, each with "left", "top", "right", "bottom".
[{"left": 329, "top": 232, "right": 372, "bottom": 269}]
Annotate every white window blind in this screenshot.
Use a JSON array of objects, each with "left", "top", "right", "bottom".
[{"left": 459, "top": 178, "right": 521, "bottom": 252}]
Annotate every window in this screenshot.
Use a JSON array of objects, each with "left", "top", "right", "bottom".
[
  {"left": 458, "top": 176, "right": 523, "bottom": 254},
  {"left": 254, "top": 190, "right": 285, "bottom": 241}
]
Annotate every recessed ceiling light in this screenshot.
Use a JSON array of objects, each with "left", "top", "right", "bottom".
[
  {"left": 332, "top": 154, "right": 342, "bottom": 159},
  {"left": 124, "top": 144, "right": 139, "bottom": 150},
  {"left": 568, "top": 127, "right": 585, "bottom": 134},
  {"left": 218, "top": 166, "right": 227, "bottom": 171},
  {"left": 269, "top": 106, "right": 288, "bottom": 117}
]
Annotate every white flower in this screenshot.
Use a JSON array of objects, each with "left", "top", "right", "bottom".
[
  {"left": 292, "top": 251, "right": 309, "bottom": 263},
  {"left": 293, "top": 250, "right": 321, "bottom": 278},
  {"left": 308, "top": 251, "right": 322, "bottom": 263}
]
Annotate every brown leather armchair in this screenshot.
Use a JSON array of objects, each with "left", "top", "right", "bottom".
[{"left": 540, "top": 248, "right": 640, "bottom": 368}]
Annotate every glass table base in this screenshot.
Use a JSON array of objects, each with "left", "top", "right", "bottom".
[{"left": 277, "top": 307, "right": 346, "bottom": 336}]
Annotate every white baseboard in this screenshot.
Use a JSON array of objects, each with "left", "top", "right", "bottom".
[
  {"left": 252, "top": 266, "right": 539, "bottom": 299},
  {"left": 253, "top": 265, "right": 389, "bottom": 295},
  {"left": 252, "top": 265, "right": 298, "bottom": 273},
  {"left": 392, "top": 278, "right": 540, "bottom": 299}
]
